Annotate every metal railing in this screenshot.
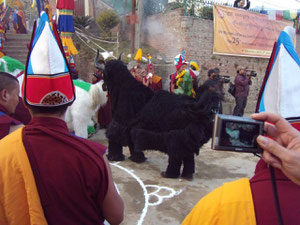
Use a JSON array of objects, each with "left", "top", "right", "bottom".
[{"left": 74, "top": 26, "right": 119, "bottom": 59}]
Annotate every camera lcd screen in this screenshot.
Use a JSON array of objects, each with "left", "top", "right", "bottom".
[
  {"left": 212, "top": 114, "right": 264, "bottom": 153},
  {"left": 219, "top": 121, "right": 260, "bottom": 149}
]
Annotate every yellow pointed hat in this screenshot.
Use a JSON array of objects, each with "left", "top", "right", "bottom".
[{"left": 134, "top": 48, "right": 142, "bottom": 61}]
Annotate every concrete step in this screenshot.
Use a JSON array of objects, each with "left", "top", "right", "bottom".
[
  {"left": 5, "top": 33, "right": 31, "bottom": 41},
  {"left": 2, "top": 33, "right": 32, "bottom": 64},
  {"left": 4, "top": 46, "right": 28, "bottom": 53}
]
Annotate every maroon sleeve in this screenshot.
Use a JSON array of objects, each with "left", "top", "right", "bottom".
[
  {"left": 12, "top": 98, "right": 32, "bottom": 125},
  {"left": 0, "top": 113, "right": 21, "bottom": 139},
  {"left": 0, "top": 123, "right": 10, "bottom": 139},
  {"left": 235, "top": 75, "right": 250, "bottom": 86},
  {"left": 86, "top": 141, "right": 109, "bottom": 204}
]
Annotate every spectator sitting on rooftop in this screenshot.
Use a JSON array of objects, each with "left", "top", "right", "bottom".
[{"left": 234, "top": 0, "right": 250, "bottom": 10}]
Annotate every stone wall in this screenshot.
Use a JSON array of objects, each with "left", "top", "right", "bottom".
[{"left": 142, "top": 8, "right": 300, "bottom": 115}]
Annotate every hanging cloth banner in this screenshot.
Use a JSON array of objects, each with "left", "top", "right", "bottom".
[
  {"left": 213, "top": 5, "right": 293, "bottom": 58},
  {"left": 57, "top": 9, "right": 75, "bottom": 32},
  {"left": 56, "top": 0, "right": 75, "bottom": 10},
  {"left": 56, "top": 0, "right": 77, "bottom": 56},
  {"left": 60, "top": 32, "right": 78, "bottom": 55}
]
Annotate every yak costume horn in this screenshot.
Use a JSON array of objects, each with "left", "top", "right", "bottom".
[
  {"left": 118, "top": 52, "right": 123, "bottom": 60},
  {"left": 23, "top": 11, "right": 75, "bottom": 107},
  {"left": 94, "top": 49, "right": 105, "bottom": 71}
]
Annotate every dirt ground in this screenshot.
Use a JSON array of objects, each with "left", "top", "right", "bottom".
[{"left": 90, "top": 129, "right": 259, "bottom": 225}]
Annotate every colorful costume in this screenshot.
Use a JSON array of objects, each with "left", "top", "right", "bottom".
[
  {"left": 144, "top": 54, "right": 162, "bottom": 92},
  {"left": 170, "top": 52, "right": 196, "bottom": 97},
  {"left": 0, "top": 11, "right": 109, "bottom": 224},
  {"left": 12, "top": 1, "right": 27, "bottom": 34},
  {"left": 131, "top": 48, "right": 146, "bottom": 83}
]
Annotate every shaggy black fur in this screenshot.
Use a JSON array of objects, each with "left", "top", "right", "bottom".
[
  {"left": 103, "top": 60, "right": 154, "bottom": 162},
  {"left": 103, "top": 59, "right": 222, "bottom": 179}
]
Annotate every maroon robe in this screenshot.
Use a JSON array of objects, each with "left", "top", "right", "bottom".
[
  {"left": 0, "top": 104, "right": 21, "bottom": 139},
  {"left": 149, "top": 80, "right": 162, "bottom": 92},
  {"left": 22, "top": 117, "right": 109, "bottom": 224},
  {"left": 98, "top": 99, "right": 112, "bottom": 128},
  {"left": 250, "top": 159, "right": 300, "bottom": 225},
  {"left": 12, "top": 97, "right": 32, "bottom": 125}
]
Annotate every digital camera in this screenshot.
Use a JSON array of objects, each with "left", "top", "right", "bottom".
[
  {"left": 216, "top": 75, "right": 230, "bottom": 83},
  {"left": 246, "top": 70, "right": 257, "bottom": 77},
  {"left": 212, "top": 114, "right": 264, "bottom": 153}
]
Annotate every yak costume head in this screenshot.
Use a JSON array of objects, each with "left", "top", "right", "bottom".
[{"left": 94, "top": 51, "right": 131, "bottom": 90}]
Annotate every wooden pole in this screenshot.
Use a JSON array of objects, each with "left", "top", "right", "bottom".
[
  {"left": 135, "top": 0, "right": 143, "bottom": 50},
  {"left": 122, "top": 0, "right": 128, "bottom": 31},
  {"left": 131, "top": 0, "right": 136, "bottom": 54}
]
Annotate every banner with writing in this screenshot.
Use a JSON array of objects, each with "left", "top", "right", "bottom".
[{"left": 213, "top": 5, "right": 293, "bottom": 58}]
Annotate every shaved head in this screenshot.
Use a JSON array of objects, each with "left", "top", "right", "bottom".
[{"left": 0, "top": 72, "right": 19, "bottom": 92}]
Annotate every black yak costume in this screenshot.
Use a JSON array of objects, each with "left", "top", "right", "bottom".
[{"left": 98, "top": 57, "right": 222, "bottom": 179}]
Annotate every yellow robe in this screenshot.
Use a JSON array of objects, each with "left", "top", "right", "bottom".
[
  {"left": 182, "top": 178, "right": 256, "bottom": 225},
  {"left": 0, "top": 128, "right": 47, "bottom": 225}
]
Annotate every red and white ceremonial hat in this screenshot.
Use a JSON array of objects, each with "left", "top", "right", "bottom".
[{"left": 23, "top": 11, "right": 75, "bottom": 107}]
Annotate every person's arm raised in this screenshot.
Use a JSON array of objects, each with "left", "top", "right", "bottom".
[{"left": 252, "top": 112, "right": 300, "bottom": 185}]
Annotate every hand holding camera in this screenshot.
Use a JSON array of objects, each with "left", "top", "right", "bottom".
[{"left": 252, "top": 112, "right": 300, "bottom": 185}]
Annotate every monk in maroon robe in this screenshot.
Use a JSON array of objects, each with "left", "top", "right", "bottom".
[
  {"left": 143, "top": 61, "right": 162, "bottom": 92},
  {"left": 22, "top": 113, "right": 122, "bottom": 224},
  {"left": 0, "top": 72, "right": 22, "bottom": 139}
]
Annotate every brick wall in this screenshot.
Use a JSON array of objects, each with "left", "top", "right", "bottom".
[{"left": 142, "top": 8, "right": 300, "bottom": 114}]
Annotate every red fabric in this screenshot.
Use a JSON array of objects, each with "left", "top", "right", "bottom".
[
  {"left": 0, "top": 105, "right": 21, "bottom": 139},
  {"left": 189, "top": 69, "right": 197, "bottom": 79},
  {"left": 149, "top": 80, "right": 162, "bottom": 92},
  {"left": 25, "top": 74, "right": 74, "bottom": 105},
  {"left": 290, "top": 122, "right": 300, "bottom": 131},
  {"left": 56, "top": 0, "right": 75, "bottom": 10},
  {"left": 98, "top": 100, "right": 112, "bottom": 127},
  {"left": 250, "top": 159, "right": 300, "bottom": 225},
  {"left": 147, "top": 63, "right": 155, "bottom": 71},
  {"left": 176, "top": 55, "right": 183, "bottom": 70},
  {"left": 22, "top": 117, "right": 108, "bottom": 224},
  {"left": 12, "top": 97, "right": 32, "bottom": 125},
  {"left": 170, "top": 70, "right": 196, "bottom": 91}
]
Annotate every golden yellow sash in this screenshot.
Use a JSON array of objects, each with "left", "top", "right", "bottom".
[
  {"left": 0, "top": 128, "right": 48, "bottom": 225},
  {"left": 182, "top": 178, "right": 256, "bottom": 225}
]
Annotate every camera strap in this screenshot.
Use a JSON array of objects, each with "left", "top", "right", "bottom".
[{"left": 269, "top": 166, "right": 284, "bottom": 225}]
